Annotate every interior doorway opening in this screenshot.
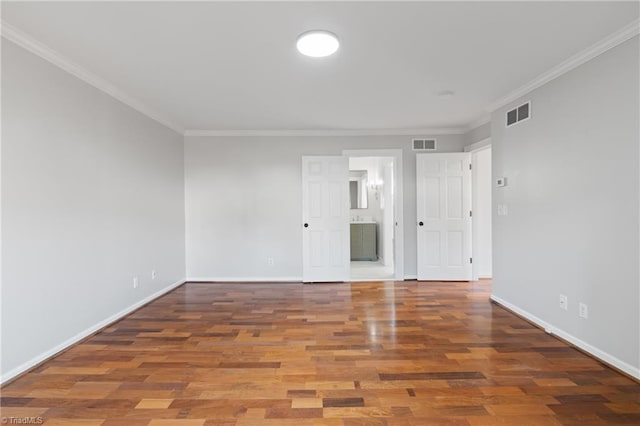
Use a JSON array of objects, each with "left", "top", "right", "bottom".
[
  {"left": 349, "top": 156, "right": 394, "bottom": 281},
  {"left": 470, "top": 144, "right": 493, "bottom": 280},
  {"left": 345, "top": 153, "right": 400, "bottom": 282}
]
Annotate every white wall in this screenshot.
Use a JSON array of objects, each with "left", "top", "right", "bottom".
[
  {"left": 184, "top": 134, "right": 465, "bottom": 280},
  {"left": 464, "top": 122, "right": 491, "bottom": 147},
  {"left": 1, "top": 41, "right": 186, "bottom": 381},
  {"left": 491, "top": 36, "right": 639, "bottom": 377}
]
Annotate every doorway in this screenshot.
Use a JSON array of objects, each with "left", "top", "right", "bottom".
[
  {"left": 471, "top": 145, "right": 492, "bottom": 280},
  {"left": 343, "top": 149, "right": 404, "bottom": 282},
  {"left": 414, "top": 144, "right": 492, "bottom": 282}
]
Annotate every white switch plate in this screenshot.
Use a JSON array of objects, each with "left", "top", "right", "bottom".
[
  {"left": 559, "top": 294, "right": 568, "bottom": 310},
  {"left": 579, "top": 303, "right": 588, "bottom": 319},
  {"left": 496, "top": 177, "right": 507, "bottom": 187},
  {"left": 133, "top": 277, "right": 139, "bottom": 289}
]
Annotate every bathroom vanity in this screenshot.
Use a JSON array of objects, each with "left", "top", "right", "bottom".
[{"left": 350, "top": 222, "right": 377, "bottom": 261}]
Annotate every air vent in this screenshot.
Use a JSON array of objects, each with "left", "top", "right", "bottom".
[
  {"left": 412, "top": 138, "right": 436, "bottom": 151},
  {"left": 506, "top": 101, "right": 531, "bottom": 127}
]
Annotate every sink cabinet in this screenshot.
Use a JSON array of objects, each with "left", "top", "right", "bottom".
[{"left": 350, "top": 223, "right": 377, "bottom": 261}]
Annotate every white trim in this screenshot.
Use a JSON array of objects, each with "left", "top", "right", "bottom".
[
  {"left": 342, "top": 149, "right": 404, "bottom": 282},
  {"left": 185, "top": 128, "right": 466, "bottom": 137},
  {"left": 187, "top": 277, "right": 302, "bottom": 283},
  {"left": 491, "top": 294, "right": 640, "bottom": 380},
  {"left": 488, "top": 19, "right": 640, "bottom": 112},
  {"left": 0, "top": 21, "right": 184, "bottom": 134},
  {"left": 0, "top": 279, "right": 186, "bottom": 385},
  {"left": 403, "top": 274, "right": 418, "bottom": 280},
  {"left": 464, "top": 137, "right": 492, "bottom": 153}
]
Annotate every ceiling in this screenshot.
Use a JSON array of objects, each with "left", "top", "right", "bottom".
[{"left": 2, "top": 1, "right": 638, "bottom": 133}]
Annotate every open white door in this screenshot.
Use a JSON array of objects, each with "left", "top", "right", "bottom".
[
  {"left": 302, "top": 156, "right": 350, "bottom": 282},
  {"left": 416, "top": 153, "right": 472, "bottom": 281}
]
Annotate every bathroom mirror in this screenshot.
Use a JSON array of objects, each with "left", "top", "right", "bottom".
[{"left": 349, "top": 170, "right": 368, "bottom": 209}]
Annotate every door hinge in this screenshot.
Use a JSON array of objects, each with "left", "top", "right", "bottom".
[
  {"left": 470, "top": 257, "right": 473, "bottom": 264},
  {"left": 469, "top": 210, "right": 473, "bottom": 217},
  {"left": 469, "top": 163, "right": 472, "bottom": 170}
]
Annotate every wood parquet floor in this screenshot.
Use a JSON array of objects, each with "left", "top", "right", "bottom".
[{"left": 1, "top": 281, "right": 639, "bottom": 425}]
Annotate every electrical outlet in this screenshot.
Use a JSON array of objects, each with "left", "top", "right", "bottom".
[
  {"left": 267, "top": 258, "right": 275, "bottom": 266},
  {"left": 151, "top": 270, "right": 156, "bottom": 280},
  {"left": 559, "top": 294, "right": 568, "bottom": 311},
  {"left": 579, "top": 303, "right": 588, "bottom": 319},
  {"left": 133, "top": 277, "right": 139, "bottom": 289}
]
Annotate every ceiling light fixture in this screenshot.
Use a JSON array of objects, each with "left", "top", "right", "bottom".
[{"left": 296, "top": 30, "right": 339, "bottom": 58}]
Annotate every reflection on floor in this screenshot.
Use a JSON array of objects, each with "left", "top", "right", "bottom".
[{"left": 350, "top": 260, "right": 394, "bottom": 281}]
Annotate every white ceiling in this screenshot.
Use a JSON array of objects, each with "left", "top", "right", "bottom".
[{"left": 2, "top": 1, "right": 638, "bottom": 133}]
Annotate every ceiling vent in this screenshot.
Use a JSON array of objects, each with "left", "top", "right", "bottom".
[
  {"left": 506, "top": 101, "right": 531, "bottom": 127},
  {"left": 412, "top": 138, "right": 437, "bottom": 151}
]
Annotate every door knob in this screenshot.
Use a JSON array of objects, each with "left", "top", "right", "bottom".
[
  {"left": 418, "top": 221, "right": 424, "bottom": 226},
  {"left": 304, "top": 223, "right": 309, "bottom": 228}
]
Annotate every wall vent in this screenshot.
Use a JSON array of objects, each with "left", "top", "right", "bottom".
[
  {"left": 506, "top": 101, "right": 531, "bottom": 127},
  {"left": 412, "top": 138, "right": 436, "bottom": 151}
]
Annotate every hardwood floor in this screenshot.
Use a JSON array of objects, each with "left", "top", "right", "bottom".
[{"left": 1, "top": 281, "right": 639, "bottom": 425}]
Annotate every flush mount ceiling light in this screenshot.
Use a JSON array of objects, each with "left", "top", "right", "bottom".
[{"left": 296, "top": 30, "right": 339, "bottom": 57}]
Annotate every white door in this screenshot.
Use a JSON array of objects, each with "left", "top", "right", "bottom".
[
  {"left": 416, "top": 153, "right": 472, "bottom": 281},
  {"left": 302, "top": 156, "right": 350, "bottom": 282}
]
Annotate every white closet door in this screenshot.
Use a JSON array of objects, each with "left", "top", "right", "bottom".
[
  {"left": 302, "top": 156, "right": 349, "bottom": 282},
  {"left": 416, "top": 153, "right": 472, "bottom": 281}
]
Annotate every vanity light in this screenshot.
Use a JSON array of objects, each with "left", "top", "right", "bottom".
[
  {"left": 296, "top": 30, "right": 339, "bottom": 57},
  {"left": 368, "top": 179, "right": 383, "bottom": 191}
]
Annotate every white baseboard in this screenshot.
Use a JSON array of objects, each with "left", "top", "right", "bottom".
[
  {"left": 490, "top": 294, "right": 640, "bottom": 380},
  {"left": 0, "top": 279, "right": 186, "bottom": 385},
  {"left": 403, "top": 274, "right": 418, "bottom": 280},
  {"left": 186, "top": 277, "right": 302, "bottom": 283}
]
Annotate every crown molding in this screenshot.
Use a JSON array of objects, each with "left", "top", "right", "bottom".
[
  {"left": 488, "top": 18, "right": 640, "bottom": 112},
  {"left": 1, "top": 21, "right": 184, "bottom": 134},
  {"left": 184, "top": 127, "right": 467, "bottom": 137}
]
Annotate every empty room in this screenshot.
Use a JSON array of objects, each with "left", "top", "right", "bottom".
[{"left": 1, "top": 1, "right": 639, "bottom": 425}]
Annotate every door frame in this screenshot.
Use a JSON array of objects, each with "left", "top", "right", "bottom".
[
  {"left": 342, "top": 149, "right": 404, "bottom": 281},
  {"left": 465, "top": 138, "right": 492, "bottom": 280}
]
